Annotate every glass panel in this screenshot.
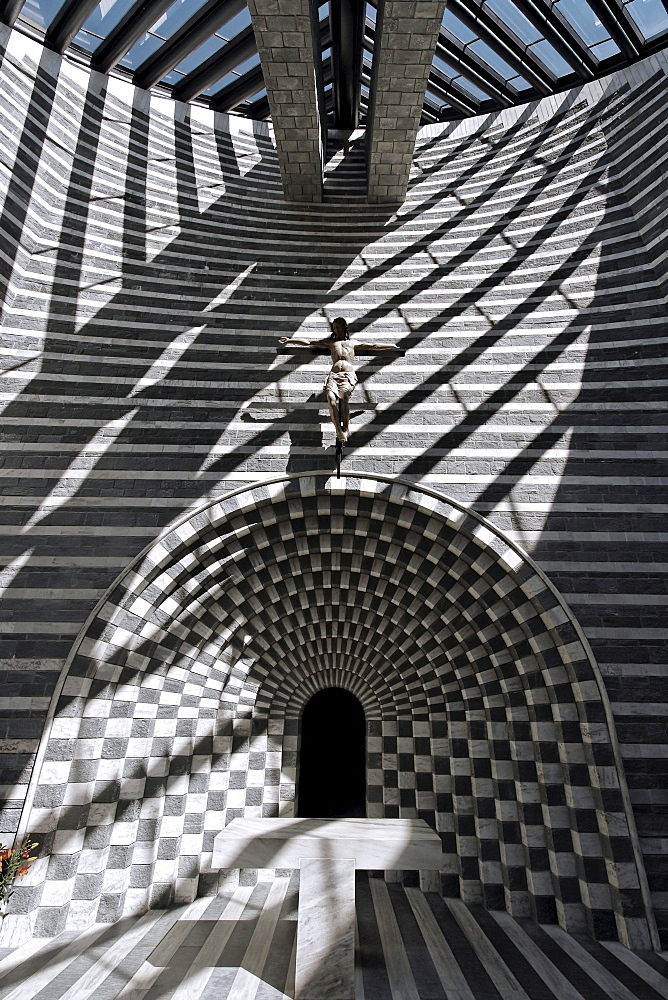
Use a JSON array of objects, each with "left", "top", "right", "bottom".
[
  {"left": 506, "top": 74, "right": 532, "bottom": 91},
  {"left": 469, "top": 39, "right": 519, "bottom": 80},
  {"left": 202, "top": 55, "right": 261, "bottom": 97},
  {"left": 485, "top": 0, "right": 542, "bottom": 43},
  {"left": 590, "top": 37, "right": 621, "bottom": 60},
  {"left": 554, "top": 0, "right": 609, "bottom": 44},
  {"left": 441, "top": 8, "right": 477, "bottom": 43},
  {"left": 529, "top": 38, "right": 573, "bottom": 76},
  {"left": 148, "top": 0, "right": 212, "bottom": 39},
  {"left": 432, "top": 56, "right": 488, "bottom": 101},
  {"left": 71, "top": 29, "right": 104, "bottom": 53},
  {"left": 432, "top": 53, "right": 457, "bottom": 76},
  {"left": 453, "top": 75, "right": 488, "bottom": 100},
  {"left": 216, "top": 8, "right": 252, "bottom": 40},
  {"left": 119, "top": 33, "right": 163, "bottom": 68},
  {"left": 80, "top": 0, "right": 136, "bottom": 36},
  {"left": 624, "top": 0, "right": 668, "bottom": 39},
  {"left": 210, "top": 76, "right": 263, "bottom": 104},
  {"left": 119, "top": 0, "right": 249, "bottom": 71},
  {"left": 174, "top": 34, "right": 226, "bottom": 74},
  {"left": 19, "top": 0, "right": 67, "bottom": 29},
  {"left": 203, "top": 72, "right": 237, "bottom": 96},
  {"left": 232, "top": 52, "right": 260, "bottom": 76}
]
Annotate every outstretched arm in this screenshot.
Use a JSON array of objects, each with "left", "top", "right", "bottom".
[
  {"left": 356, "top": 342, "right": 400, "bottom": 351},
  {"left": 278, "top": 335, "right": 331, "bottom": 347}
]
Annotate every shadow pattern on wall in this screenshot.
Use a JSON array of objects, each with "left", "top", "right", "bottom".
[{"left": 1, "top": 26, "right": 668, "bottom": 943}]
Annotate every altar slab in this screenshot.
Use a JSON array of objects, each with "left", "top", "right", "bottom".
[
  {"left": 212, "top": 816, "right": 443, "bottom": 871},
  {"left": 213, "top": 817, "right": 444, "bottom": 1000}
]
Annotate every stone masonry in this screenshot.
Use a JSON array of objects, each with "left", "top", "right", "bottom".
[
  {"left": 247, "top": 0, "right": 323, "bottom": 203},
  {"left": 0, "top": 23, "right": 668, "bottom": 943},
  {"left": 366, "top": 0, "right": 447, "bottom": 203}
]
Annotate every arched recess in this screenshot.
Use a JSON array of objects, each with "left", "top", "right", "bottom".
[{"left": 8, "top": 474, "right": 656, "bottom": 948}]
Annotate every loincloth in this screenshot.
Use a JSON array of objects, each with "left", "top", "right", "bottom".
[{"left": 324, "top": 368, "right": 357, "bottom": 400}]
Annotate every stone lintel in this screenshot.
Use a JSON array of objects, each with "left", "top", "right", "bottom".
[{"left": 367, "top": 0, "right": 447, "bottom": 204}]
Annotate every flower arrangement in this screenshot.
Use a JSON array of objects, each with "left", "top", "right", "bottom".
[{"left": 0, "top": 837, "right": 38, "bottom": 912}]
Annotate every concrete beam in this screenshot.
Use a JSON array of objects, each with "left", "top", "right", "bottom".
[
  {"left": 367, "top": 0, "right": 446, "bottom": 204},
  {"left": 247, "top": 0, "right": 323, "bottom": 203}
]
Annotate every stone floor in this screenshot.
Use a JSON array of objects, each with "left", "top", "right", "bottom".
[{"left": 0, "top": 874, "right": 666, "bottom": 999}]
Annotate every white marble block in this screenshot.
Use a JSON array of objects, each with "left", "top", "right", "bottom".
[
  {"left": 295, "top": 857, "right": 356, "bottom": 1000},
  {"left": 212, "top": 817, "right": 444, "bottom": 870},
  {"left": 212, "top": 817, "right": 444, "bottom": 1000}
]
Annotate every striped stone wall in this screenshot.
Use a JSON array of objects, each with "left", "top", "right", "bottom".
[{"left": 0, "top": 25, "right": 667, "bottom": 940}]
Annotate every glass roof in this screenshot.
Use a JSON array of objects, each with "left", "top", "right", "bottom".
[
  {"left": 422, "top": 0, "right": 668, "bottom": 124},
  {"left": 11, "top": 0, "right": 668, "bottom": 124}
]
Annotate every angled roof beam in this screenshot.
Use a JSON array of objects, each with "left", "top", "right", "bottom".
[
  {"left": 447, "top": 0, "right": 553, "bottom": 94},
  {"left": 91, "top": 0, "right": 174, "bottom": 74},
  {"left": 437, "top": 32, "right": 514, "bottom": 106},
  {"left": 367, "top": 0, "right": 447, "bottom": 203},
  {"left": 134, "top": 0, "right": 247, "bottom": 91},
  {"left": 587, "top": 0, "right": 642, "bottom": 60},
  {"left": 511, "top": 0, "right": 596, "bottom": 78},
  {"left": 45, "top": 0, "right": 101, "bottom": 53},
  {"left": 172, "top": 23, "right": 257, "bottom": 102},
  {"left": 209, "top": 64, "right": 264, "bottom": 112},
  {"left": 1, "top": 0, "right": 26, "bottom": 27}
]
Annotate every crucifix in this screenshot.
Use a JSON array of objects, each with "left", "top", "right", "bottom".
[{"left": 278, "top": 318, "right": 399, "bottom": 462}]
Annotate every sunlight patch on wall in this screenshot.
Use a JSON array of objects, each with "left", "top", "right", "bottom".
[
  {"left": 145, "top": 99, "right": 181, "bottom": 263},
  {"left": 190, "top": 106, "right": 228, "bottom": 215},
  {"left": 0, "top": 352, "right": 42, "bottom": 416},
  {"left": 230, "top": 118, "right": 263, "bottom": 178},
  {"left": 22, "top": 409, "right": 137, "bottom": 531},
  {"left": 74, "top": 92, "right": 133, "bottom": 333},
  {"left": 0, "top": 549, "right": 33, "bottom": 599},
  {"left": 0, "top": 34, "right": 37, "bottom": 219},
  {"left": 202, "top": 263, "right": 256, "bottom": 314},
  {"left": 128, "top": 325, "right": 206, "bottom": 397},
  {"left": 487, "top": 427, "right": 575, "bottom": 553}
]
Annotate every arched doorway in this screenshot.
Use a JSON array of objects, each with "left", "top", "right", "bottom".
[
  {"left": 14, "top": 474, "right": 656, "bottom": 947},
  {"left": 297, "top": 687, "right": 366, "bottom": 818}
]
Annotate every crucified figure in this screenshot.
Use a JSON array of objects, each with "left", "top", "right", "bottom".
[{"left": 279, "top": 317, "right": 399, "bottom": 443}]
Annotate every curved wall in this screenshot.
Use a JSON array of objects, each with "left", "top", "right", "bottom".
[
  {"left": 14, "top": 476, "right": 653, "bottom": 946},
  {"left": 0, "top": 26, "right": 667, "bottom": 940}
]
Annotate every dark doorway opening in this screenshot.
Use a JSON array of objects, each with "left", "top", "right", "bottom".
[{"left": 297, "top": 687, "right": 366, "bottom": 818}]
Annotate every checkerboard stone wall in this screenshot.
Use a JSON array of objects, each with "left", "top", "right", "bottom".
[
  {"left": 9, "top": 477, "right": 654, "bottom": 948},
  {"left": 1, "top": 24, "right": 668, "bottom": 945}
]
